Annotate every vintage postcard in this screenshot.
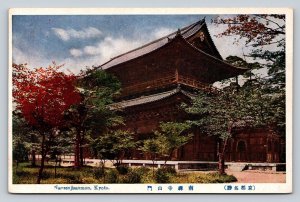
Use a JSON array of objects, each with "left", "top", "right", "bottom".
[{"left": 8, "top": 8, "right": 293, "bottom": 193}]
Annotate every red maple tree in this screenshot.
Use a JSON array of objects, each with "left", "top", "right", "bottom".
[
  {"left": 13, "top": 63, "right": 81, "bottom": 126},
  {"left": 12, "top": 62, "right": 81, "bottom": 183}
]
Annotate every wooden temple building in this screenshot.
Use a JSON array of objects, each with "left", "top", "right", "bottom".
[{"left": 98, "top": 19, "right": 284, "bottom": 163}]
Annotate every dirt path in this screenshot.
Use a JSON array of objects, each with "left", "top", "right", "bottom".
[{"left": 227, "top": 170, "right": 286, "bottom": 183}]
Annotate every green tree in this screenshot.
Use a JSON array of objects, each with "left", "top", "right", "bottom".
[
  {"left": 213, "top": 14, "right": 286, "bottom": 137},
  {"left": 139, "top": 137, "right": 162, "bottom": 176},
  {"left": 153, "top": 122, "right": 192, "bottom": 165},
  {"left": 184, "top": 85, "right": 276, "bottom": 174},
  {"left": 139, "top": 122, "right": 192, "bottom": 173},
  {"left": 65, "top": 68, "right": 123, "bottom": 168},
  {"left": 48, "top": 130, "right": 74, "bottom": 177},
  {"left": 12, "top": 112, "right": 38, "bottom": 167},
  {"left": 91, "top": 130, "right": 136, "bottom": 169}
]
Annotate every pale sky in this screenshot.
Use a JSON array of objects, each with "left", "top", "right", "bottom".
[{"left": 12, "top": 15, "right": 283, "bottom": 86}]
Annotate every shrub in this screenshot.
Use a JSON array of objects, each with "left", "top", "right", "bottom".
[
  {"left": 134, "top": 166, "right": 150, "bottom": 175},
  {"left": 56, "top": 171, "right": 81, "bottom": 183},
  {"left": 41, "top": 170, "right": 51, "bottom": 179},
  {"left": 155, "top": 168, "right": 170, "bottom": 183},
  {"left": 43, "top": 178, "right": 69, "bottom": 184},
  {"left": 121, "top": 170, "right": 141, "bottom": 183},
  {"left": 209, "top": 173, "right": 237, "bottom": 183},
  {"left": 161, "top": 166, "right": 176, "bottom": 174},
  {"left": 116, "top": 165, "right": 129, "bottom": 175},
  {"left": 137, "top": 167, "right": 154, "bottom": 183},
  {"left": 15, "top": 170, "right": 28, "bottom": 177},
  {"left": 93, "top": 167, "right": 105, "bottom": 179},
  {"left": 105, "top": 169, "right": 118, "bottom": 183},
  {"left": 173, "top": 172, "right": 238, "bottom": 183},
  {"left": 80, "top": 177, "right": 100, "bottom": 184}
]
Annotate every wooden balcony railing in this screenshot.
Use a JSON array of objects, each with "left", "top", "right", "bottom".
[
  {"left": 121, "top": 75, "right": 176, "bottom": 96},
  {"left": 120, "top": 74, "right": 218, "bottom": 97},
  {"left": 177, "top": 75, "right": 218, "bottom": 93}
]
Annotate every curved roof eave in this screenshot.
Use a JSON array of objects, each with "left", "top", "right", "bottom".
[
  {"left": 180, "top": 36, "right": 249, "bottom": 72},
  {"left": 109, "top": 87, "right": 193, "bottom": 109}
]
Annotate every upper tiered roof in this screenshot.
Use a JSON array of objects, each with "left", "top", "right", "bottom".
[
  {"left": 97, "top": 18, "right": 225, "bottom": 70},
  {"left": 94, "top": 18, "right": 248, "bottom": 99}
]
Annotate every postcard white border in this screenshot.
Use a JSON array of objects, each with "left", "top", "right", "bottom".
[{"left": 8, "top": 7, "right": 293, "bottom": 194}]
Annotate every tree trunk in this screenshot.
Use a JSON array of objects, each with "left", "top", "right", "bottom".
[
  {"left": 218, "top": 136, "right": 230, "bottom": 175},
  {"left": 80, "top": 133, "right": 84, "bottom": 167},
  {"left": 80, "top": 146, "right": 84, "bottom": 167},
  {"left": 74, "top": 129, "right": 81, "bottom": 168},
  {"left": 218, "top": 153, "right": 225, "bottom": 175},
  {"left": 152, "top": 160, "right": 155, "bottom": 177},
  {"left": 152, "top": 154, "right": 156, "bottom": 177},
  {"left": 31, "top": 150, "right": 36, "bottom": 167},
  {"left": 54, "top": 157, "right": 58, "bottom": 178},
  {"left": 164, "top": 149, "right": 174, "bottom": 167},
  {"left": 37, "top": 153, "right": 46, "bottom": 184},
  {"left": 37, "top": 134, "right": 46, "bottom": 184}
]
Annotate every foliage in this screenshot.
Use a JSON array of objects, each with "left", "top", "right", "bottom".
[
  {"left": 13, "top": 141, "right": 28, "bottom": 162},
  {"left": 48, "top": 130, "right": 74, "bottom": 160},
  {"left": 213, "top": 14, "right": 286, "bottom": 142},
  {"left": 93, "top": 167, "right": 105, "bottom": 179},
  {"left": 139, "top": 138, "right": 161, "bottom": 165},
  {"left": 140, "top": 122, "right": 192, "bottom": 166},
  {"left": 213, "top": 14, "right": 286, "bottom": 91},
  {"left": 134, "top": 166, "right": 151, "bottom": 176},
  {"left": 76, "top": 68, "right": 123, "bottom": 133},
  {"left": 170, "top": 172, "right": 237, "bottom": 183},
  {"left": 105, "top": 169, "right": 118, "bottom": 183},
  {"left": 154, "top": 167, "right": 177, "bottom": 183},
  {"left": 91, "top": 130, "right": 136, "bottom": 165},
  {"left": 154, "top": 122, "right": 192, "bottom": 159},
  {"left": 155, "top": 168, "right": 170, "bottom": 183},
  {"left": 12, "top": 114, "right": 31, "bottom": 162},
  {"left": 186, "top": 85, "right": 279, "bottom": 136},
  {"left": 13, "top": 163, "right": 237, "bottom": 184},
  {"left": 119, "top": 169, "right": 142, "bottom": 183},
  {"left": 185, "top": 90, "right": 238, "bottom": 141},
  {"left": 213, "top": 15, "right": 285, "bottom": 47},
  {"left": 13, "top": 63, "right": 81, "bottom": 127},
  {"left": 160, "top": 166, "right": 177, "bottom": 174},
  {"left": 12, "top": 62, "right": 82, "bottom": 183},
  {"left": 116, "top": 165, "right": 129, "bottom": 175},
  {"left": 225, "top": 55, "right": 262, "bottom": 81},
  {"left": 79, "top": 68, "right": 121, "bottom": 95},
  {"left": 12, "top": 112, "right": 42, "bottom": 166},
  {"left": 64, "top": 68, "right": 123, "bottom": 167},
  {"left": 184, "top": 85, "right": 278, "bottom": 174}
]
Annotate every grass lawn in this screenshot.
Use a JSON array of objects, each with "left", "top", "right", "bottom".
[{"left": 13, "top": 162, "right": 237, "bottom": 184}]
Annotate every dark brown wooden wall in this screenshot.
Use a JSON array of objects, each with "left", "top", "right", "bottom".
[{"left": 119, "top": 97, "right": 283, "bottom": 163}]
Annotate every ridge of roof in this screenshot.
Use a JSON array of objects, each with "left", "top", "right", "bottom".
[
  {"left": 111, "top": 19, "right": 204, "bottom": 61},
  {"left": 96, "top": 19, "right": 206, "bottom": 70}
]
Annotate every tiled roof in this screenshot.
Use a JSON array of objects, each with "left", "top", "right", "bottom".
[
  {"left": 109, "top": 88, "right": 194, "bottom": 109},
  {"left": 98, "top": 19, "right": 206, "bottom": 70}
]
